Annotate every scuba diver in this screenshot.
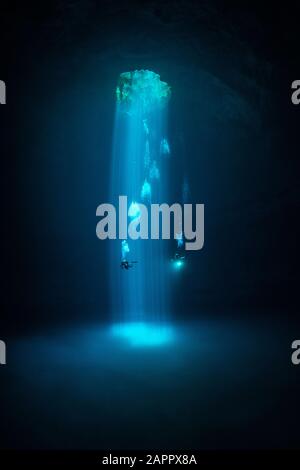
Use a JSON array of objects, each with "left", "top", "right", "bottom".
[
  {"left": 120, "top": 260, "right": 137, "bottom": 270},
  {"left": 172, "top": 252, "right": 186, "bottom": 263},
  {"left": 172, "top": 231, "right": 186, "bottom": 264},
  {"left": 173, "top": 253, "right": 185, "bottom": 261},
  {"left": 171, "top": 252, "right": 186, "bottom": 270}
]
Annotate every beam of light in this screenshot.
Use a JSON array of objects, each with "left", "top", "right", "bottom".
[
  {"left": 121, "top": 240, "right": 130, "bottom": 260},
  {"left": 111, "top": 323, "right": 174, "bottom": 347},
  {"left": 110, "top": 70, "right": 171, "bottom": 331}
]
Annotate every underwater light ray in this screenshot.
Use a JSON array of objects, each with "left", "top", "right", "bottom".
[{"left": 110, "top": 70, "right": 171, "bottom": 336}]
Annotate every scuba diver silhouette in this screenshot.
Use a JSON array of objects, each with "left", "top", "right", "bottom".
[{"left": 120, "top": 260, "right": 138, "bottom": 270}]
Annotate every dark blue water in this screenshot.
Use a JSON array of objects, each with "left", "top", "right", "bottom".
[{"left": 2, "top": 318, "right": 299, "bottom": 449}]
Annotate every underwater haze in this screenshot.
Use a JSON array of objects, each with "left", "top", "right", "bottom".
[{"left": 1, "top": 0, "right": 300, "bottom": 453}]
